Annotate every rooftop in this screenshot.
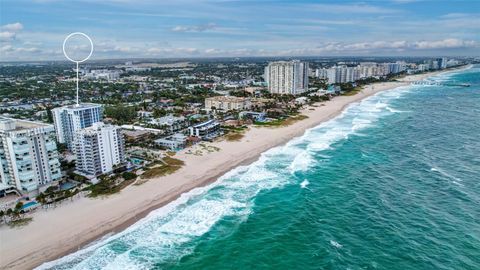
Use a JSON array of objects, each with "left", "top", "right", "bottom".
[
  {"left": 77, "top": 122, "right": 120, "bottom": 135},
  {"left": 205, "top": 96, "right": 250, "bottom": 102},
  {"left": 54, "top": 103, "right": 102, "bottom": 110},
  {"left": 0, "top": 117, "right": 49, "bottom": 132},
  {"left": 192, "top": 119, "right": 219, "bottom": 128}
]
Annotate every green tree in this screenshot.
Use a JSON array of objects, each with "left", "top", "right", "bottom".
[
  {"left": 36, "top": 193, "right": 46, "bottom": 204},
  {"left": 6, "top": 208, "right": 13, "bottom": 218},
  {"left": 46, "top": 106, "right": 54, "bottom": 123},
  {"left": 122, "top": 171, "right": 137, "bottom": 181},
  {"left": 105, "top": 105, "right": 137, "bottom": 124},
  {"left": 15, "top": 201, "right": 24, "bottom": 211},
  {"left": 153, "top": 108, "right": 167, "bottom": 118}
]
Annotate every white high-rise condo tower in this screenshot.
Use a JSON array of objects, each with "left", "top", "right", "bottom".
[
  {"left": 265, "top": 60, "right": 309, "bottom": 95},
  {"left": 52, "top": 103, "right": 103, "bottom": 150},
  {"left": 0, "top": 117, "right": 62, "bottom": 195},
  {"left": 73, "top": 122, "right": 125, "bottom": 181}
]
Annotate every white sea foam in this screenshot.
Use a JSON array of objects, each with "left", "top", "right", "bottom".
[
  {"left": 330, "top": 240, "right": 342, "bottom": 248},
  {"left": 431, "top": 166, "right": 463, "bottom": 183},
  {"left": 386, "top": 106, "right": 406, "bottom": 113},
  {"left": 37, "top": 83, "right": 419, "bottom": 270},
  {"left": 300, "top": 180, "right": 310, "bottom": 188},
  {"left": 290, "top": 151, "right": 314, "bottom": 173}
]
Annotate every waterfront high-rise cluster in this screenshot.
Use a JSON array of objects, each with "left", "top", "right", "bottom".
[
  {"left": 0, "top": 101, "right": 126, "bottom": 196},
  {"left": 52, "top": 103, "right": 103, "bottom": 150},
  {"left": 52, "top": 103, "right": 126, "bottom": 181},
  {"left": 0, "top": 102, "right": 126, "bottom": 196},
  {"left": 316, "top": 62, "right": 407, "bottom": 84},
  {"left": 265, "top": 60, "right": 309, "bottom": 95}
]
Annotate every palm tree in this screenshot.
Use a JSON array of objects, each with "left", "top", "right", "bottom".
[
  {"left": 36, "top": 193, "right": 46, "bottom": 204},
  {"left": 14, "top": 202, "right": 24, "bottom": 212},
  {"left": 6, "top": 208, "right": 13, "bottom": 221},
  {"left": 64, "top": 190, "right": 72, "bottom": 199}
]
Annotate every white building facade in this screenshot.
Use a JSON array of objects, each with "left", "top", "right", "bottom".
[
  {"left": 205, "top": 96, "right": 252, "bottom": 112},
  {"left": 321, "top": 62, "right": 407, "bottom": 84},
  {"left": 265, "top": 60, "right": 309, "bottom": 95},
  {"left": 0, "top": 118, "right": 62, "bottom": 195},
  {"left": 52, "top": 103, "right": 103, "bottom": 149},
  {"left": 188, "top": 119, "right": 221, "bottom": 140},
  {"left": 155, "top": 133, "right": 187, "bottom": 151},
  {"left": 73, "top": 123, "right": 125, "bottom": 179}
]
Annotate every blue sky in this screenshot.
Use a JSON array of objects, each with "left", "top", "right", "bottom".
[{"left": 1, "top": 0, "right": 479, "bottom": 60}]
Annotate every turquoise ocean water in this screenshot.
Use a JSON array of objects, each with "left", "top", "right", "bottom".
[{"left": 39, "top": 66, "right": 480, "bottom": 270}]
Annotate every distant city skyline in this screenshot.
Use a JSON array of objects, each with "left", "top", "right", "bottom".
[{"left": 1, "top": 0, "right": 479, "bottom": 61}]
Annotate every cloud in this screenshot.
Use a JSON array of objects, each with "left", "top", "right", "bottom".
[
  {"left": 2, "top": 37, "right": 477, "bottom": 61},
  {"left": 171, "top": 23, "right": 217, "bottom": 32},
  {"left": 391, "top": 0, "right": 422, "bottom": 3},
  {"left": 0, "top": 31, "right": 17, "bottom": 41},
  {"left": 0, "top": 22, "right": 24, "bottom": 41},
  {"left": 117, "top": 38, "right": 479, "bottom": 57},
  {"left": 1, "top": 22, "right": 23, "bottom": 32},
  {"left": 0, "top": 45, "right": 14, "bottom": 52},
  {"left": 0, "top": 44, "right": 40, "bottom": 53},
  {"left": 308, "top": 3, "right": 400, "bottom": 14},
  {"left": 413, "top": 39, "right": 477, "bottom": 49},
  {"left": 317, "top": 39, "right": 478, "bottom": 52}
]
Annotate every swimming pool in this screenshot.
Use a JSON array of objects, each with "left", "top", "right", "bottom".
[
  {"left": 21, "top": 201, "right": 38, "bottom": 210},
  {"left": 130, "top": 157, "right": 145, "bottom": 165}
]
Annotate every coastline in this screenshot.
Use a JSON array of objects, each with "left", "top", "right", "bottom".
[{"left": 0, "top": 67, "right": 468, "bottom": 270}]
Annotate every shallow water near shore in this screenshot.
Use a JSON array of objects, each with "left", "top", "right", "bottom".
[{"left": 38, "top": 66, "right": 480, "bottom": 270}]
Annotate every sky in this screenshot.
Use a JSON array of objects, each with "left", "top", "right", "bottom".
[{"left": 0, "top": 0, "right": 479, "bottom": 61}]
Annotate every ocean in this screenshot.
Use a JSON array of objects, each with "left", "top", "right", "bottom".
[{"left": 38, "top": 66, "right": 480, "bottom": 270}]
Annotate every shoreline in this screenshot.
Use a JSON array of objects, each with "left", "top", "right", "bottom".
[{"left": 0, "top": 66, "right": 469, "bottom": 270}]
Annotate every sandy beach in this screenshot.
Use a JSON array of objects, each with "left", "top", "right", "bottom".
[{"left": 0, "top": 68, "right": 463, "bottom": 270}]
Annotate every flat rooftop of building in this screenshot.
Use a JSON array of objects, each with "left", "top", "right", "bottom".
[
  {"left": 192, "top": 119, "right": 219, "bottom": 128},
  {"left": 0, "top": 117, "right": 50, "bottom": 131},
  {"left": 206, "top": 96, "right": 249, "bottom": 101},
  {"left": 55, "top": 103, "right": 102, "bottom": 110},
  {"left": 123, "top": 129, "right": 150, "bottom": 138}
]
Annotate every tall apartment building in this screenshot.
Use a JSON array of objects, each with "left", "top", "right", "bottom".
[
  {"left": 326, "top": 67, "right": 338, "bottom": 84},
  {"left": 205, "top": 96, "right": 252, "bottom": 112},
  {"left": 0, "top": 118, "right": 62, "bottom": 195},
  {"left": 52, "top": 103, "right": 103, "bottom": 149},
  {"left": 73, "top": 122, "right": 125, "bottom": 180},
  {"left": 323, "top": 62, "right": 406, "bottom": 84},
  {"left": 315, "top": 68, "right": 328, "bottom": 79},
  {"left": 265, "top": 60, "right": 309, "bottom": 95},
  {"left": 437, "top": 58, "right": 448, "bottom": 69},
  {"left": 326, "top": 66, "right": 357, "bottom": 84}
]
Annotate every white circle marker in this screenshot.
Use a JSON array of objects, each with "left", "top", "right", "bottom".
[{"left": 63, "top": 32, "right": 94, "bottom": 106}]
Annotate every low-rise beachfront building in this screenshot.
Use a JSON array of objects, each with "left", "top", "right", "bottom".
[
  {"left": 204, "top": 96, "right": 252, "bottom": 112},
  {"left": 52, "top": 103, "right": 103, "bottom": 150},
  {"left": 155, "top": 133, "right": 187, "bottom": 151},
  {"left": 73, "top": 122, "right": 125, "bottom": 181},
  {"left": 295, "top": 97, "right": 309, "bottom": 105},
  {"left": 149, "top": 115, "right": 188, "bottom": 133},
  {"left": 188, "top": 120, "right": 221, "bottom": 140},
  {"left": 137, "top": 110, "right": 154, "bottom": 119},
  {"left": 244, "top": 87, "right": 264, "bottom": 96},
  {"left": 84, "top": 69, "right": 121, "bottom": 81},
  {"left": 239, "top": 111, "right": 266, "bottom": 122},
  {"left": 0, "top": 117, "right": 62, "bottom": 196}
]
